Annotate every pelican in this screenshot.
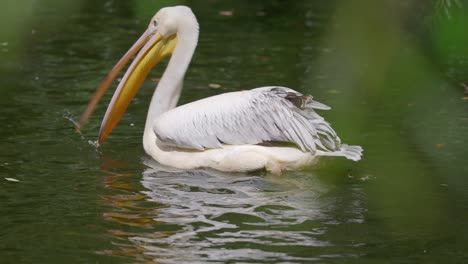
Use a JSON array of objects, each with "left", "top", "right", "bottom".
[{"left": 78, "top": 6, "right": 362, "bottom": 174}]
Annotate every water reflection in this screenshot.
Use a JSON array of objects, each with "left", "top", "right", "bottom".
[{"left": 98, "top": 156, "right": 366, "bottom": 263}]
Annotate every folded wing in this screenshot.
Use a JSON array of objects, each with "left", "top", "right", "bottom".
[{"left": 153, "top": 86, "right": 342, "bottom": 153}]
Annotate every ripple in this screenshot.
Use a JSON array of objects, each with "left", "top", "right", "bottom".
[
  {"left": 97, "top": 157, "right": 367, "bottom": 263},
  {"left": 123, "top": 159, "right": 335, "bottom": 263}
]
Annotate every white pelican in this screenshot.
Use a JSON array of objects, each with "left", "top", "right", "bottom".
[{"left": 78, "top": 6, "right": 362, "bottom": 174}]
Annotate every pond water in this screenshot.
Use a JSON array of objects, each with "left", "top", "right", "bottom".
[{"left": 1, "top": 0, "right": 467, "bottom": 263}]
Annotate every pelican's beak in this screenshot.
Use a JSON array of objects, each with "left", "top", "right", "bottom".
[{"left": 83, "top": 30, "right": 177, "bottom": 144}]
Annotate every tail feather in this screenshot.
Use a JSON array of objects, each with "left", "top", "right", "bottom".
[
  {"left": 316, "top": 144, "right": 363, "bottom": 161},
  {"left": 264, "top": 86, "right": 363, "bottom": 161},
  {"left": 340, "top": 144, "right": 363, "bottom": 161}
]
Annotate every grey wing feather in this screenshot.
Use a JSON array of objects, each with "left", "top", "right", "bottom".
[{"left": 153, "top": 86, "right": 342, "bottom": 154}]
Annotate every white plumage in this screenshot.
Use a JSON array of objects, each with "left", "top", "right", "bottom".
[
  {"left": 155, "top": 87, "right": 345, "bottom": 154},
  {"left": 92, "top": 6, "right": 362, "bottom": 174}
]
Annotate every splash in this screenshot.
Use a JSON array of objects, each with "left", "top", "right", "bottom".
[
  {"left": 88, "top": 140, "right": 100, "bottom": 148},
  {"left": 63, "top": 111, "right": 82, "bottom": 133}
]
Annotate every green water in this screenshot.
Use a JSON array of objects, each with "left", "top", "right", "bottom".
[{"left": 1, "top": 0, "right": 467, "bottom": 263}]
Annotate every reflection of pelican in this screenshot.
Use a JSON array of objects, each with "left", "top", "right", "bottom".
[
  {"left": 79, "top": 6, "right": 362, "bottom": 174},
  {"left": 137, "top": 159, "right": 334, "bottom": 262}
]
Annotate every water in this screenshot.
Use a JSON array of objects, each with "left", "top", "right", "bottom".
[{"left": 1, "top": 1, "right": 467, "bottom": 263}]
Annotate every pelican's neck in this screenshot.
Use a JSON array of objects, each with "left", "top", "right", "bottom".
[{"left": 143, "top": 17, "right": 199, "bottom": 153}]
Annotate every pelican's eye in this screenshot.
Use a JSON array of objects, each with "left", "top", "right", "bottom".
[{"left": 153, "top": 20, "right": 158, "bottom": 27}]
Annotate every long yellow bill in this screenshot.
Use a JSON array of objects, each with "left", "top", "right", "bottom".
[
  {"left": 74, "top": 32, "right": 150, "bottom": 132},
  {"left": 98, "top": 33, "right": 177, "bottom": 144},
  {"left": 75, "top": 30, "right": 177, "bottom": 144}
]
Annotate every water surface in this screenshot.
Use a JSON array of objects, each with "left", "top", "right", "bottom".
[{"left": 1, "top": 1, "right": 467, "bottom": 263}]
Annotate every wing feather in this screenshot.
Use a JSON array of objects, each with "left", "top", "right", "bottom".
[{"left": 153, "top": 86, "right": 342, "bottom": 153}]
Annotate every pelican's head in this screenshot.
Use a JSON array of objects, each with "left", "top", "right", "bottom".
[
  {"left": 149, "top": 6, "right": 197, "bottom": 38},
  {"left": 80, "top": 6, "right": 197, "bottom": 144}
]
